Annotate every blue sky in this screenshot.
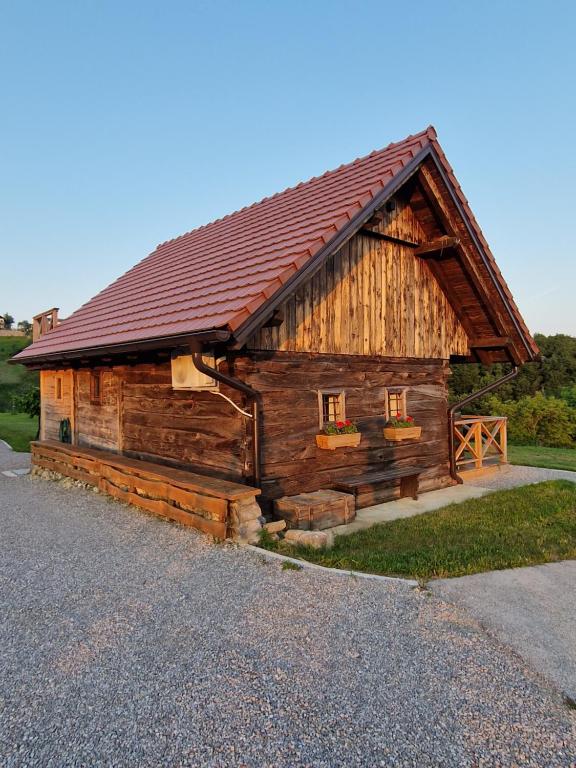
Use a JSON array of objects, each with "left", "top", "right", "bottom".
[{"left": 1, "top": 0, "right": 574, "bottom": 335}]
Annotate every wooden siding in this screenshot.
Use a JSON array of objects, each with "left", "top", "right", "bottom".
[
  {"left": 248, "top": 199, "right": 469, "bottom": 358},
  {"left": 75, "top": 369, "right": 120, "bottom": 451},
  {"left": 40, "top": 370, "right": 74, "bottom": 441},
  {"left": 44, "top": 350, "right": 454, "bottom": 508},
  {"left": 119, "top": 362, "right": 246, "bottom": 480},
  {"left": 236, "top": 351, "right": 454, "bottom": 507},
  {"left": 43, "top": 362, "right": 247, "bottom": 481}
]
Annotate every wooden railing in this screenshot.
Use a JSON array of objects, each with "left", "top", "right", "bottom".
[{"left": 453, "top": 416, "right": 508, "bottom": 472}]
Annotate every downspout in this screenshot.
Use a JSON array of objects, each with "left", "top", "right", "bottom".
[
  {"left": 448, "top": 365, "right": 519, "bottom": 484},
  {"left": 190, "top": 347, "right": 262, "bottom": 488}
]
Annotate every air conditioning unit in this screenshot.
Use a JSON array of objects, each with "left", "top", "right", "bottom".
[{"left": 171, "top": 353, "right": 219, "bottom": 391}]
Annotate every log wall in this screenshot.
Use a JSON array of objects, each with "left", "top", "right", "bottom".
[
  {"left": 235, "top": 351, "right": 454, "bottom": 507},
  {"left": 75, "top": 370, "right": 120, "bottom": 450},
  {"left": 119, "top": 362, "right": 247, "bottom": 479},
  {"left": 248, "top": 199, "right": 469, "bottom": 358},
  {"left": 44, "top": 362, "right": 247, "bottom": 481},
  {"left": 40, "top": 350, "right": 453, "bottom": 509}
]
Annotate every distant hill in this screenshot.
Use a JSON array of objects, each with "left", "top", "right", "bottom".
[{"left": 0, "top": 336, "right": 38, "bottom": 411}]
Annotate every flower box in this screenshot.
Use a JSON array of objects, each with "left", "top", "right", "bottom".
[
  {"left": 383, "top": 426, "right": 422, "bottom": 441},
  {"left": 316, "top": 433, "right": 362, "bottom": 450}
]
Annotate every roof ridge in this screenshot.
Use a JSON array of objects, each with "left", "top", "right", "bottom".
[{"left": 155, "top": 127, "right": 432, "bottom": 249}]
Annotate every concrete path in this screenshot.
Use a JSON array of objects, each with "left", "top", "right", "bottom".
[
  {"left": 432, "top": 560, "right": 576, "bottom": 701},
  {"left": 0, "top": 438, "right": 31, "bottom": 476},
  {"left": 330, "top": 483, "right": 490, "bottom": 536},
  {"left": 329, "top": 464, "right": 576, "bottom": 537}
]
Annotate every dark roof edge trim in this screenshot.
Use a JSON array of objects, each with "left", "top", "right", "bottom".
[
  {"left": 426, "top": 147, "right": 537, "bottom": 361},
  {"left": 231, "top": 146, "right": 431, "bottom": 348},
  {"left": 12, "top": 329, "right": 231, "bottom": 367}
]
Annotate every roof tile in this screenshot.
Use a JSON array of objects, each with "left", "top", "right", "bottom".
[{"left": 15, "top": 126, "right": 536, "bottom": 361}]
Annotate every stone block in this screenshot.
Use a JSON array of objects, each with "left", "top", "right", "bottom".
[
  {"left": 284, "top": 529, "right": 333, "bottom": 550},
  {"left": 264, "top": 519, "right": 287, "bottom": 533}
]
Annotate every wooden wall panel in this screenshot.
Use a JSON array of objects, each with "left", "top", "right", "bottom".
[
  {"left": 248, "top": 199, "right": 469, "bottom": 358},
  {"left": 40, "top": 351, "right": 453, "bottom": 508},
  {"left": 235, "top": 352, "right": 453, "bottom": 506},
  {"left": 75, "top": 370, "right": 120, "bottom": 451},
  {"left": 119, "top": 362, "right": 247, "bottom": 481},
  {"left": 40, "top": 370, "right": 74, "bottom": 441}
]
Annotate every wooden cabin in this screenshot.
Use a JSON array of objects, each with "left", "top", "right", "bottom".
[{"left": 14, "top": 127, "right": 538, "bottom": 532}]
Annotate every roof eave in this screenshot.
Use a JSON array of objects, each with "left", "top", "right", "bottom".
[
  {"left": 426, "top": 145, "right": 539, "bottom": 363},
  {"left": 231, "top": 143, "right": 537, "bottom": 365},
  {"left": 11, "top": 328, "right": 231, "bottom": 368}
]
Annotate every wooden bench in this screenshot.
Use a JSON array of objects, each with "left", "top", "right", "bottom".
[{"left": 333, "top": 466, "right": 425, "bottom": 502}]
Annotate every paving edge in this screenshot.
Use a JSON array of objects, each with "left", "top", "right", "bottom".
[
  {"left": 246, "top": 545, "right": 418, "bottom": 586},
  {"left": 0, "top": 439, "right": 13, "bottom": 451}
]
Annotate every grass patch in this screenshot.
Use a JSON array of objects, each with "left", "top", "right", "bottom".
[
  {"left": 0, "top": 412, "right": 38, "bottom": 452},
  {"left": 0, "top": 336, "right": 37, "bottom": 411},
  {"left": 282, "top": 560, "right": 303, "bottom": 571},
  {"left": 509, "top": 444, "right": 576, "bottom": 472},
  {"left": 269, "top": 481, "right": 576, "bottom": 580}
]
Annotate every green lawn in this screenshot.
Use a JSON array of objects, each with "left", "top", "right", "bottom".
[
  {"left": 263, "top": 481, "right": 576, "bottom": 580},
  {"left": 0, "top": 412, "right": 38, "bottom": 452},
  {"left": 0, "top": 335, "right": 37, "bottom": 411},
  {"left": 509, "top": 444, "right": 576, "bottom": 472}
]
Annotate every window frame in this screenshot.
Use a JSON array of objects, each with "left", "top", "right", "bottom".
[
  {"left": 385, "top": 387, "right": 407, "bottom": 420},
  {"left": 317, "top": 389, "right": 346, "bottom": 430},
  {"left": 55, "top": 375, "right": 63, "bottom": 401},
  {"left": 90, "top": 371, "right": 102, "bottom": 406}
]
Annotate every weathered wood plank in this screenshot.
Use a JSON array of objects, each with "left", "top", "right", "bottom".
[{"left": 247, "top": 195, "right": 470, "bottom": 359}]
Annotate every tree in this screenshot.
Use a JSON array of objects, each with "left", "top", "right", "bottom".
[
  {"left": 11, "top": 387, "right": 40, "bottom": 440},
  {"left": 2, "top": 313, "right": 14, "bottom": 329},
  {"left": 449, "top": 333, "right": 576, "bottom": 403},
  {"left": 17, "top": 320, "right": 32, "bottom": 336}
]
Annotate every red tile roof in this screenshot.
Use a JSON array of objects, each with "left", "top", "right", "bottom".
[{"left": 15, "top": 126, "right": 536, "bottom": 362}]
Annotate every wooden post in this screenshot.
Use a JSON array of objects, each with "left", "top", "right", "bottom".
[{"left": 499, "top": 417, "right": 508, "bottom": 464}]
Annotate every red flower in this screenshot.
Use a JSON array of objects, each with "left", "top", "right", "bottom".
[
  {"left": 396, "top": 411, "right": 402, "bottom": 418},
  {"left": 407, "top": 416, "right": 414, "bottom": 422},
  {"left": 336, "top": 421, "right": 345, "bottom": 428},
  {"left": 345, "top": 419, "right": 352, "bottom": 426}
]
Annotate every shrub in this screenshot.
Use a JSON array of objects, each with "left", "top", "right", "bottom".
[
  {"left": 560, "top": 385, "right": 576, "bottom": 409},
  {"left": 485, "top": 392, "right": 576, "bottom": 448},
  {"left": 12, "top": 386, "right": 40, "bottom": 419}
]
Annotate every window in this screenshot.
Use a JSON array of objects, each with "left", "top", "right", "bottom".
[
  {"left": 318, "top": 390, "right": 346, "bottom": 429},
  {"left": 386, "top": 388, "right": 407, "bottom": 420},
  {"left": 55, "top": 376, "right": 62, "bottom": 401},
  {"left": 90, "top": 372, "right": 102, "bottom": 405}
]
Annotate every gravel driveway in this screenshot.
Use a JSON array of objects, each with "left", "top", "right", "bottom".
[
  {"left": 0, "top": 464, "right": 575, "bottom": 765},
  {"left": 464, "top": 463, "right": 576, "bottom": 490}
]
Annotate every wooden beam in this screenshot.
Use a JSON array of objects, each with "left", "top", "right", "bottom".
[
  {"left": 262, "top": 309, "right": 284, "bottom": 328},
  {"left": 414, "top": 237, "right": 460, "bottom": 257},
  {"left": 359, "top": 229, "right": 419, "bottom": 247},
  {"left": 470, "top": 336, "right": 512, "bottom": 349},
  {"left": 418, "top": 164, "right": 524, "bottom": 366}
]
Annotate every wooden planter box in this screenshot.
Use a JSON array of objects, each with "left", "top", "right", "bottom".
[
  {"left": 383, "top": 426, "right": 422, "bottom": 441},
  {"left": 315, "top": 432, "right": 362, "bottom": 450}
]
